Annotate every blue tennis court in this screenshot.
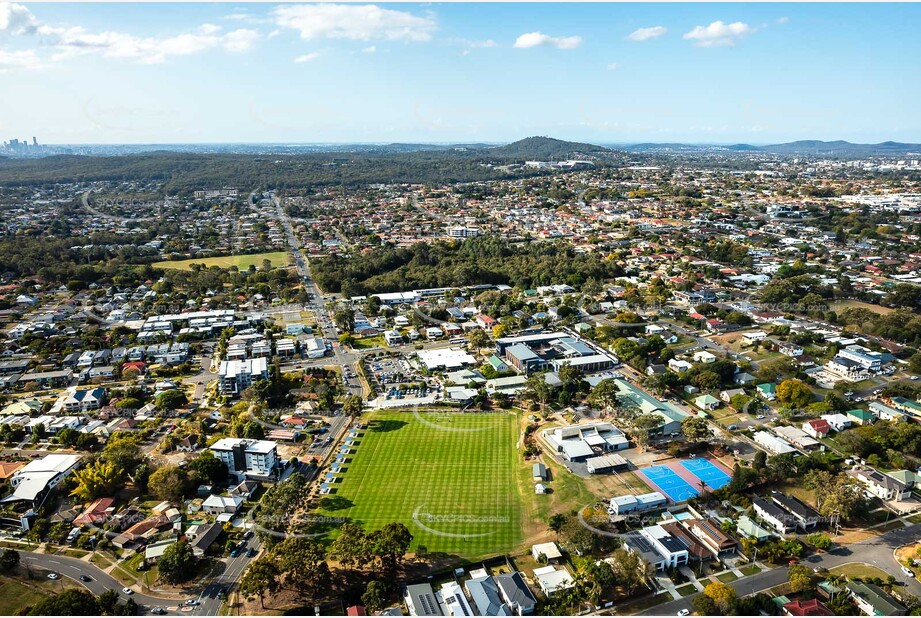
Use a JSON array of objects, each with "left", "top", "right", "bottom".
[
  {"left": 636, "top": 464, "right": 699, "bottom": 502},
  {"left": 680, "top": 458, "right": 732, "bottom": 491}
]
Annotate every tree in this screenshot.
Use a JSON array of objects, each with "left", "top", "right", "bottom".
[
  {"left": 362, "top": 581, "right": 392, "bottom": 613},
  {"left": 588, "top": 378, "right": 621, "bottom": 416},
  {"left": 70, "top": 460, "right": 125, "bottom": 502},
  {"left": 467, "top": 328, "right": 491, "bottom": 350},
  {"left": 101, "top": 436, "right": 142, "bottom": 471},
  {"left": 806, "top": 532, "right": 831, "bottom": 550},
  {"left": 148, "top": 465, "right": 192, "bottom": 502},
  {"left": 155, "top": 389, "right": 188, "bottom": 413},
  {"left": 370, "top": 522, "right": 413, "bottom": 573},
  {"left": 328, "top": 523, "right": 371, "bottom": 571},
  {"left": 239, "top": 556, "right": 280, "bottom": 609},
  {"left": 97, "top": 589, "right": 120, "bottom": 615},
  {"left": 274, "top": 538, "right": 330, "bottom": 600},
  {"left": 607, "top": 547, "right": 654, "bottom": 595},
  {"left": 777, "top": 379, "right": 813, "bottom": 408},
  {"left": 789, "top": 564, "right": 816, "bottom": 594},
  {"left": 186, "top": 450, "right": 228, "bottom": 485},
  {"left": 158, "top": 540, "right": 197, "bottom": 585},
  {"left": 632, "top": 414, "right": 662, "bottom": 451},
  {"left": 753, "top": 450, "right": 767, "bottom": 471},
  {"left": 577, "top": 559, "right": 616, "bottom": 604},
  {"left": 27, "top": 589, "right": 100, "bottom": 616},
  {"left": 692, "top": 594, "right": 718, "bottom": 616},
  {"left": 342, "top": 394, "right": 363, "bottom": 416},
  {"left": 804, "top": 470, "right": 867, "bottom": 520},
  {"left": 703, "top": 581, "right": 738, "bottom": 615},
  {"left": 0, "top": 548, "right": 19, "bottom": 572},
  {"left": 523, "top": 373, "right": 553, "bottom": 414},
  {"left": 548, "top": 513, "right": 567, "bottom": 537},
  {"left": 681, "top": 416, "right": 713, "bottom": 442}
]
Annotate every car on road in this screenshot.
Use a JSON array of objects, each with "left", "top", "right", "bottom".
[
  {"left": 151, "top": 608, "right": 166, "bottom": 615},
  {"left": 47, "top": 573, "right": 59, "bottom": 580},
  {"left": 248, "top": 547, "right": 257, "bottom": 558},
  {"left": 728, "top": 424, "right": 739, "bottom": 431},
  {"left": 903, "top": 566, "right": 915, "bottom": 577},
  {"left": 185, "top": 599, "right": 200, "bottom": 606},
  {"left": 677, "top": 609, "right": 690, "bottom": 616},
  {"left": 243, "top": 530, "right": 254, "bottom": 540},
  {"left": 122, "top": 588, "right": 134, "bottom": 595},
  {"left": 756, "top": 414, "right": 765, "bottom": 419},
  {"left": 230, "top": 549, "right": 239, "bottom": 558},
  {"left": 79, "top": 575, "right": 92, "bottom": 582}
]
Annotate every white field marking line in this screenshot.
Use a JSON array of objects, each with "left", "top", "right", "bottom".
[
  {"left": 341, "top": 418, "right": 390, "bottom": 522},
  {"left": 411, "top": 414, "right": 508, "bottom": 540}
]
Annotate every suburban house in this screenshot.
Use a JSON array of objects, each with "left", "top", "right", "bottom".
[
  {"left": 846, "top": 581, "right": 905, "bottom": 616},
  {"left": 465, "top": 572, "right": 537, "bottom": 616},
  {"left": 404, "top": 583, "right": 441, "bottom": 617},
  {"left": 753, "top": 497, "right": 797, "bottom": 535},
  {"left": 623, "top": 525, "right": 689, "bottom": 570},
  {"left": 756, "top": 383, "right": 777, "bottom": 400},
  {"left": 694, "top": 394, "right": 721, "bottom": 411},
  {"left": 202, "top": 494, "right": 244, "bottom": 516},
  {"left": 772, "top": 493, "right": 820, "bottom": 531},
  {"left": 855, "top": 468, "right": 914, "bottom": 501},
  {"left": 532, "top": 565, "right": 575, "bottom": 596},
  {"left": 847, "top": 409, "right": 875, "bottom": 426},
  {"left": 821, "top": 413, "right": 853, "bottom": 432},
  {"left": 802, "top": 419, "right": 831, "bottom": 439},
  {"left": 187, "top": 522, "right": 223, "bottom": 558},
  {"left": 686, "top": 518, "right": 737, "bottom": 557}
]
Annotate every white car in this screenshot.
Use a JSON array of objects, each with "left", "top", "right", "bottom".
[
  {"left": 186, "top": 599, "right": 200, "bottom": 606},
  {"left": 47, "top": 573, "right": 59, "bottom": 580},
  {"left": 678, "top": 609, "right": 690, "bottom": 616},
  {"left": 122, "top": 587, "right": 134, "bottom": 595},
  {"left": 902, "top": 566, "right": 914, "bottom": 577}
]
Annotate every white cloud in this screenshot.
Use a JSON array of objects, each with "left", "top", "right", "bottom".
[
  {"left": 0, "top": 2, "right": 37, "bottom": 35},
  {"left": 513, "top": 31, "right": 582, "bottom": 50},
  {"left": 0, "top": 48, "right": 42, "bottom": 71},
  {"left": 362, "top": 45, "right": 376, "bottom": 53},
  {"left": 197, "top": 23, "right": 222, "bottom": 36},
  {"left": 776, "top": 16, "right": 790, "bottom": 25},
  {"left": 294, "top": 51, "right": 321, "bottom": 63},
  {"left": 627, "top": 26, "right": 667, "bottom": 41},
  {"left": 0, "top": 4, "right": 260, "bottom": 65},
  {"left": 683, "top": 21, "right": 752, "bottom": 47},
  {"left": 223, "top": 28, "right": 259, "bottom": 53},
  {"left": 606, "top": 62, "right": 619, "bottom": 71},
  {"left": 273, "top": 4, "right": 436, "bottom": 42}
]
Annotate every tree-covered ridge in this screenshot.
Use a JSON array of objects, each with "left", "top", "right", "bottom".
[
  {"left": 0, "top": 139, "right": 615, "bottom": 193},
  {"left": 309, "top": 236, "right": 626, "bottom": 296}
]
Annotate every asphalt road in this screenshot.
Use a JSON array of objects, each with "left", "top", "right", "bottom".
[
  {"left": 20, "top": 551, "right": 184, "bottom": 615},
  {"left": 639, "top": 523, "right": 921, "bottom": 615}
]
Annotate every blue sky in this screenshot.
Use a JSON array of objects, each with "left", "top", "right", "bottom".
[{"left": 1, "top": 2, "right": 920, "bottom": 145}]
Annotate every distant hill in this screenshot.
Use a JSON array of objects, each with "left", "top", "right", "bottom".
[
  {"left": 622, "top": 140, "right": 921, "bottom": 157},
  {"left": 482, "top": 136, "right": 615, "bottom": 160}
]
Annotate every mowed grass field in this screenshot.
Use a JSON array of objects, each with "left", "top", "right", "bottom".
[
  {"left": 153, "top": 251, "right": 292, "bottom": 271},
  {"left": 317, "top": 410, "right": 521, "bottom": 559}
]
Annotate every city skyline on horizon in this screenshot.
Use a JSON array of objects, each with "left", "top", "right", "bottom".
[{"left": 1, "top": 2, "right": 920, "bottom": 144}]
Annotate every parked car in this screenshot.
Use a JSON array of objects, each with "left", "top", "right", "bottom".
[
  {"left": 677, "top": 610, "right": 690, "bottom": 616},
  {"left": 122, "top": 588, "right": 134, "bottom": 595},
  {"left": 47, "top": 573, "right": 59, "bottom": 580}
]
